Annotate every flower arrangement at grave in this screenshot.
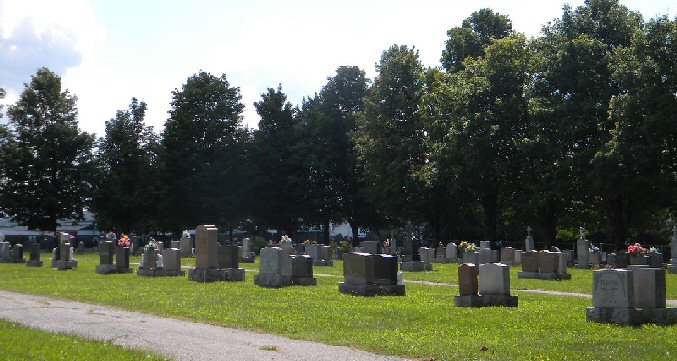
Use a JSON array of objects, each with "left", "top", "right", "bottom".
[
  {"left": 280, "top": 235, "right": 292, "bottom": 244},
  {"left": 627, "top": 243, "right": 647, "bottom": 256},
  {"left": 458, "top": 241, "right": 475, "bottom": 252},
  {"left": 649, "top": 247, "right": 661, "bottom": 254},
  {"left": 181, "top": 230, "right": 190, "bottom": 239},
  {"left": 382, "top": 239, "right": 390, "bottom": 249},
  {"left": 118, "top": 234, "right": 130, "bottom": 248},
  {"left": 589, "top": 244, "right": 600, "bottom": 253},
  {"left": 303, "top": 239, "right": 317, "bottom": 245}
]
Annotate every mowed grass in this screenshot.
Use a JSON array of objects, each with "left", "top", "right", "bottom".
[
  {"left": 0, "top": 318, "right": 168, "bottom": 361},
  {"left": 0, "top": 253, "right": 676, "bottom": 360}
]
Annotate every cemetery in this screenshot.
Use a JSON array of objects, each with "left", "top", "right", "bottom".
[{"left": 0, "top": 1, "right": 676, "bottom": 360}]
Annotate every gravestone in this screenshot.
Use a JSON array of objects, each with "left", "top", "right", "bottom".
[
  {"left": 170, "top": 240, "right": 180, "bottom": 249},
  {"left": 162, "top": 248, "right": 185, "bottom": 276},
  {"left": 360, "top": 241, "right": 381, "bottom": 255},
  {"left": 575, "top": 227, "right": 590, "bottom": 269},
  {"left": 240, "top": 238, "right": 255, "bottom": 263},
  {"left": 524, "top": 226, "right": 534, "bottom": 251},
  {"left": 479, "top": 247, "right": 492, "bottom": 265},
  {"left": 26, "top": 242, "right": 43, "bottom": 267},
  {"left": 513, "top": 249, "right": 522, "bottom": 265},
  {"left": 95, "top": 241, "right": 117, "bottom": 274},
  {"left": 462, "top": 250, "right": 479, "bottom": 265},
  {"left": 137, "top": 242, "right": 164, "bottom": 276},
  {"left": 0, "top": 241, "right": 10, "bottom": 262},
  {"left": 305, "top": 244, "right": 333, "bottom": 266},
  {"left": 418, "top": 247, "right": 434, "bottom": 264},
  {"left": 9, "top": 244, "right": 25, "bottom": 263},
  {"left": 53, "top": 233, "right": 77, "bottom": 270},
  {"left": 457, "top": 263, "right": 479, "bottom": 296},
  {"left": 648, "top": 253, "right": 663, "bottom": 268},
  {"left": 179, "top": 231, "right": 193, "bottom": 258},
  {"left": 339, "top": 253, "right": 404, "bottom": 296},
  {"left": 589, "top": 251, "right": 601, "bottom": 268},
  {"left": 254, "top": 247, "right": 293, "bottom": 287},
  {"left": 289, "top": 254, "right": 317, "bottom": 286},
  {"left": 278, "top": 237, "right": 295, "bottom": 255},
  {"left": 445, "top": 242, "right": 458, "bottom": 263},
  {"left": 587, "top": 268, "right": 677, "bottom": 325},
  {"left": 435, "top": 245, "right": 447, "bottom": 263},
  {"left": 189, "top": 225, "right": 244, "bottom": 282},
  {"left": 669, "top": 226, "right": 677, "bottom": 274},
  {"left": 518, "top": 250, "right": 570, "bottom": 280},
  {"left": 454, "top": 263, "right": 518, "bottom": 307},
  {"left": 115, "top": 246, "right": 133, "bottom": 273},
  {"left": 500, "top": 247, "right": 515, "bottom": 265}
]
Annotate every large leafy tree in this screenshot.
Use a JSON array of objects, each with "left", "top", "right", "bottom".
[
  {"left": 249, "top": 85, "right": 305, "bottom": 238},
  {"left": 441, "top": 8, "right": 512, "bottom": 73},
  {"left": 92, "top": 98, "right": 160, "bottom": 233},
  {"left": 528, "top": 0, "right": 643, "bottom": 246},
  {"left": 299, "top": 66, "right": 372, "bottom": 243},
  {"left": 160, "top": 71, "right": 247, "bottom": 232},
  {"left": 355, "top": 45, "right": 427, "bottom": 229},
  {"left": 1, "top": 68, "right": 96, "bottom": 232}
]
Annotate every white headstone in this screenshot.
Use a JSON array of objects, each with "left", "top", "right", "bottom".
[{"left": 479, "top": 263, "right": 510, "bottom": 296}]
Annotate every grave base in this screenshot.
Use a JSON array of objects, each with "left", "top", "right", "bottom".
[
  {"left": 312, "top": 259, "right": 334, "bottom": 267},
  {"left": 292, "top": 277, "right": 317, "bottom": 286},
  {"left": 400, "top": 261, "right": 433, "bottom": 272},
  {"left": 26, "top": 260, "right": 43, "bottom": 267},
  {"left": 254, "top": 273, "right": 293, "bottom": 288},
  {"left": 668, "top": 264, "right": 677, "bottom": 274},
  {"left": 95, "top": 264, "right": 118, "bottom": 274},
  {"left": 586, "top": 307, "right": 677, "bottom": 326},
  {"left": 574, "top": 264, "right": 591, "bottom": 269},
  {"left": 188, "top": 267, "right": 245, "bottom": 282},
  {"left": 137, "top": 268, "right": 183, "bottom": 277},
  {"left": 454, "top": 294, "right": 518, "bottom": 307},
  {"left": 338, "top": 282, "right": 405, "bottom": 296},
  {"left": 54, "top": 260, "right": 77, "bottom": 270},
  {"left": 517, "top": 271, "right": 571, "bottom": 280}
]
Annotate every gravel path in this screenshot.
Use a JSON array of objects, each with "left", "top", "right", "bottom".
[{"left": 0, "top": 290, "right": 406, "bottom": 361}]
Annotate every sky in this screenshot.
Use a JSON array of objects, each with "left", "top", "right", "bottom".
[{"left": 0, "top": 0, "right": 675, "bottom": 137}]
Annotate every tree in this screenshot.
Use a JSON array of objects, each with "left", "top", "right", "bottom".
[
  {"left": 441, "top": 8, "right": 512, "bottom": 73},
  {"left": 355, "top": 45, "right": 427, "bottom": 229},
  {"left": 1, "top": 68, "right": 96, "bottom": 232},
  {"left": 160, "top": 71, "right": 247, "bottom": 232},
  {"left": 92, "top": 98, "right": 161, "bottom": 233},
  {"left": 249, "top": 85, "right": 305, "bottom": 238},
  {"left": 299, "top": 66, "right": 371, "bottom": 243}
]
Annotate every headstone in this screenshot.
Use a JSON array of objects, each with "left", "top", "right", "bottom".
[
  {"left": 254, "top": 247, "right": 293, "bottom": 287},
  {"left": 445, "top": 242, "right": 458, "bottom": 262},
  {"left": 9, "top": 244, "right": 24, "bottom": 263},
  {"left": 592, "top": 269, "right": 633, "bottom": 308},
  {"left": 648, "top": 253, "right": 663, "bottom": 268},
  {"left": 162, "top": 248, "right": 184, "bottom": 276},
  {"left": 95, "top": 241, "right": 117, "bottom": 274},
  {"left": 76, "top": 241, "right": 85, "bottom": 255},
  {"left": 587, "top": 267, "right": 677, "bottom": 325},
  {"left": 513, "top": 249, "right": 522, "bottom": 265},
  {"left": 500, "top": 247, "right": 515, "bottom": 265},
  {"left": 479, "top": 248, "right": 492, "bottom": 264},
  {"left": 217, "top": 244, "right": 239, "bottom": 269},
  {"left": 179, "top": 231, "right": 193, "bottom": 258},
  {"left": 0, "top": 242, "right": 10, "bottom": 262},
  {"left": 479, "top": 263, "right": 510, "bottom": 296},
  {"left": 538, "top": 251, "right": 558, "bottom": 274},
  {"left": 418, "top": 247, "right": 434, "bottom": 264},
  {"left": 590, "top": 251, "right": 601, "bottom": 268},
  {"left": 27, "top": 242, "right": 43, "bottom": 267},
  {"left": 289, "top": 254, "right": 316, "bottom": 285},
  {"left": 53, "top": 232, "right": 77, "bottom": 270},
  {"left": 669, "top": 225, "right": 677, "bottom": 273},
  {"left": 116, "top": 247, "right": 132, "bottom": 273},
  {"left": 458, "top": 263, "right": 479, "bottom": 296},
  {"left": 524, "top": 226, "right": 534, "bottom": 251},
  {"left": 360, "top": 241, "right": 381, "bottom": 254},
  {"left": 170, "top": 240, "right": 180, "bottom": 249},
  {"left": 521, "top": 251, "right": 539, "bottom": 273},
  {"left": 195, "top": 225, "right": 218, "bottom": 268},
  {"left": 338, "top": 253, "right": 404, "bottom": 296},
  {"left": 633, "top": 268, "right": 666, "bottom": 309},
  {"left": 305, "top": 244, "right": 333, "bottom": 266},
  {"left": 240, "top": 238, "right": 255, "bottom": 262},
  {"left": 557, "top": 252, "right": 567, "bottom": 275}
]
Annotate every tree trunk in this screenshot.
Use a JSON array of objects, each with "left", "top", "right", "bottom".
[
  {"left": 350, "top": 222, "right": 359, "bottom": 246},
  {"left": 323, "top": 218, "right": 330, "bottom": 245},
  {"left": 481, "top": 194, "right": 497, "bottom": 241},
  {"left": 604, "top": 195, "right": 631, "bottom": 250},
  {"left": 537, "top": 198, "right": 559, "bottom": 249}
]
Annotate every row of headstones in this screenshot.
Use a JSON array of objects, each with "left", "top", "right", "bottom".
[
  {"left": 176, "top": 233, "right": 256, "bottom": 263},
  {"left": 588, "top": 267, "right": 676, "bottom": 325},
  {"left": 518, "top": 250, "right": 571, "bottom": 280}
]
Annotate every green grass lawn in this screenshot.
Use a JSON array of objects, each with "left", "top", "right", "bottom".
[
  {"left": 0, "top": 318, "right": 167, "bottom": 361},
  {"left": 0, "top": 252, "right": 675, "bottom": 360}
]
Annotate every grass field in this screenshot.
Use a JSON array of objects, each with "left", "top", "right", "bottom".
[
  {"left": 0, "top": 318, "right": 167, "bottom": 361},
  {"left": 0, "top": 252, "right": 676, "bottom": 360}
]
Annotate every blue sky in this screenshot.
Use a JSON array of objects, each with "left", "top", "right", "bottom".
[{"left": 1, "top": 0, "right": 674, "bottom": 136}]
